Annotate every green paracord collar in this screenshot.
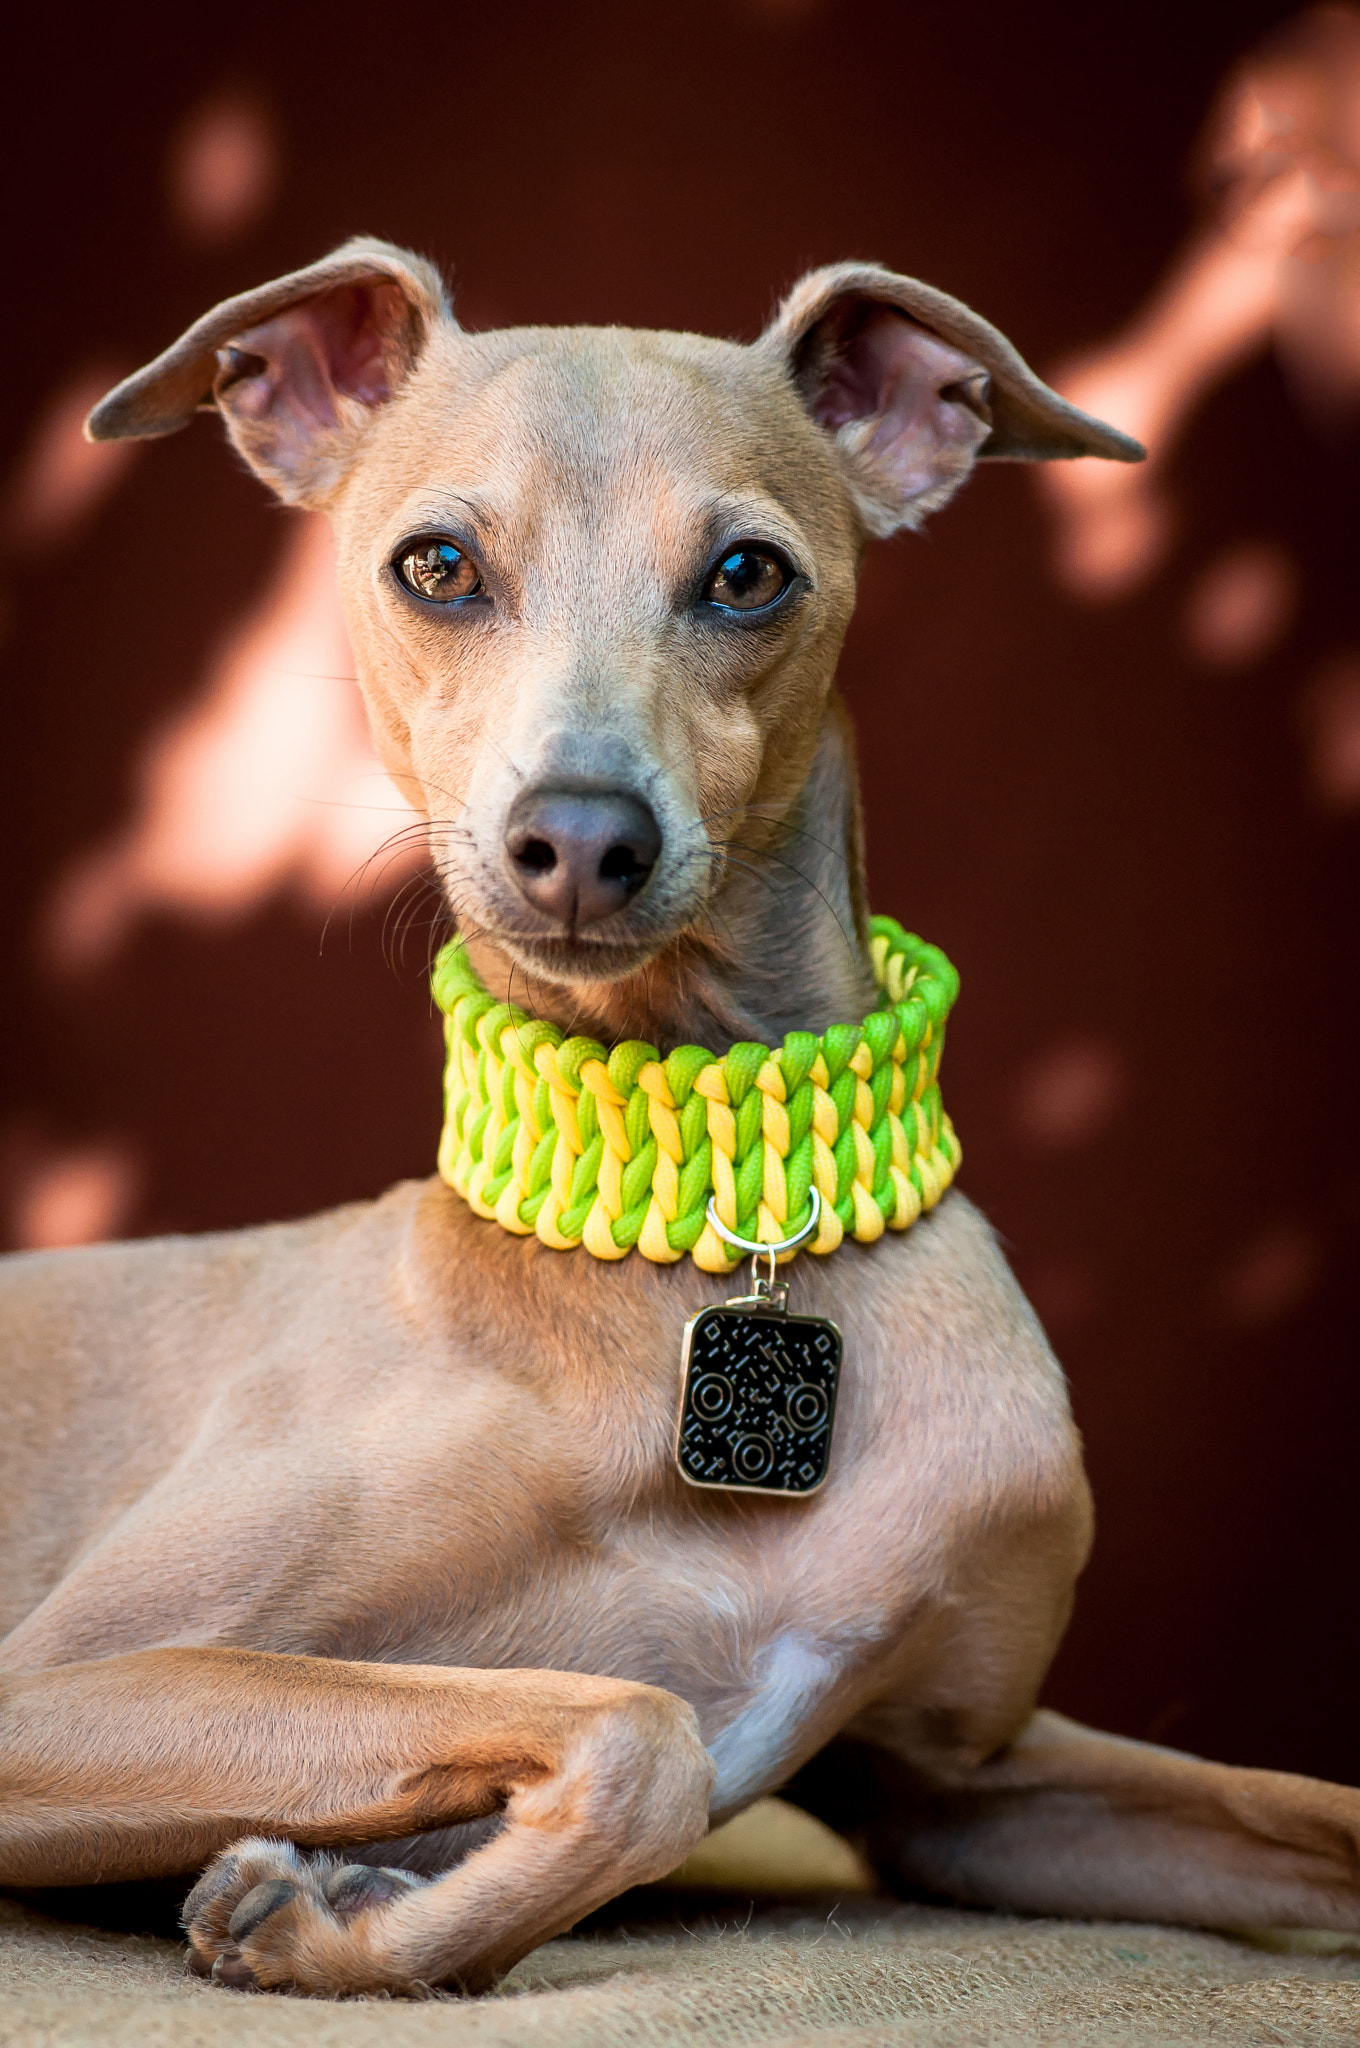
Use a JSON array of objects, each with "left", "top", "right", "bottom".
[{"left": 432, "top": 916, "right": 961, "bottom": 1272}]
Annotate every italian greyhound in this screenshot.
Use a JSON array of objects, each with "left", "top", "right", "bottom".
[{"left": 3, "top": 241, "right": 1358, "bottom": 1997}]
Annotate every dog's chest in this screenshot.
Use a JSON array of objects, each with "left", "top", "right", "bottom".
[
  {"left": 325, "top": 1236, "right": 1005, "bottom": 1749},
  {"left": 347, "top": 1330, "right": 950, "bottom": 1808}
]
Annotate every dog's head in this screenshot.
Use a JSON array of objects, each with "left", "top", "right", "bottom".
[{"left": 89, "top": 240, "right": 1139, "bottom": 1012}]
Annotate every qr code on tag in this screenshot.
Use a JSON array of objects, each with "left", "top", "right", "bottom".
[{"left": 676, "top": 1306, "right": 842, "bottom": 1495}]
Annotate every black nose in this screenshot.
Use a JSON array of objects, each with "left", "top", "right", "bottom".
[{"left": 504, "top": 786, "right": 662, "bottom": 928}]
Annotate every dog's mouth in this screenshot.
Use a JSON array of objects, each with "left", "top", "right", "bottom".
[{"left": 455, "top": 915, "right": 689, "bottom": 995}]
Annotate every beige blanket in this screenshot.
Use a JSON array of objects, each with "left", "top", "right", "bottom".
[{"left": 4, "top": 1800, "right": 1358, "bottom": 2048}]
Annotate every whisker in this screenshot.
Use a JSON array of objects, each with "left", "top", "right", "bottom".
[
  {"left": 386, "top": 873, "right": 448, "bottom": 973},
  {"left": 699, "top": 804, "right": 848, "bottom": 867},
  {"left": 378, "top": 873, "right": 426, "bottom": 971},
  {"left": 724, "top": 839, "right": 857, "bottom": 960}
]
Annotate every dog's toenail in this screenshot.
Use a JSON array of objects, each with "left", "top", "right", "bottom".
[
  {"left": 323, "top": 1863, "right": 419, "bottom": 1917},
  {"left": 211, "top": 1947, "right": 260, "bottom": 1989},
  {"left": 182, "top": 1859, "right": 237, "bottom": 1926},
  {"left": 227, "top": 1878, "right": 297, "bottom": 1941}
]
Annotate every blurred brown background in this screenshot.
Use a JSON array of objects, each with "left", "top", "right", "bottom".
[{"left": 1, "top": 3, "right": 1356, "bottom": 1781}]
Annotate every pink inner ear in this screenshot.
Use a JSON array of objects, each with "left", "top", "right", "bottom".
[
  {"left": 808, "top": 301, "right": 992, "bottom": 507},
  {"left": 812, "top": 305, "right": 980, "bottom": 435},
  {"left": 224, "top": 283, "right": 404, "bottom": 429},
  {"left": 811, "top": 304, "right": 908, "bottom": 432},
  {"left": 307, "top": 282, "right": 405, "bottom": 407},
  {"left": 216, "top": 281, "right": 410, "bottom": 485}
]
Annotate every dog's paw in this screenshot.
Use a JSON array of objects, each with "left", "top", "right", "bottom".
[{"left": 183, "top": 1837, "right": 425, "bottom": 1993}]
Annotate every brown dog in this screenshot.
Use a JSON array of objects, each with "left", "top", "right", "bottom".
[{"left": 3, "top": 241, "right": 1358, "bottom": 1997}]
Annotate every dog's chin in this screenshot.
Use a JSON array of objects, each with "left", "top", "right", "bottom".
[{"left": 499, "top": 928, "right": 674, "bottom": 991}]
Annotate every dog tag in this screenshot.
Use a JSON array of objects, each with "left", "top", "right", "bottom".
[{"left": 676, "top": 1293, "right": 842, "bottom": 1496}]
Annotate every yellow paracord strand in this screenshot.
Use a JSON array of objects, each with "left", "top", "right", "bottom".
[{"left": 432, "top": 915, "right": 961, "bottom": 1272}]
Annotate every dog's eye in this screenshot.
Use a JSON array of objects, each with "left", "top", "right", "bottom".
[
  {"left": 703, "top": 547, "right": 792, "bottom": 613},
  {"left": 395, "top": 538, "right": 482, "bottom": 603}
]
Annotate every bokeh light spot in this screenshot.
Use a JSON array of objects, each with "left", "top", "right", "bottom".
[
  {"left": 168, "top": 88, "right": 280, "bottom": 245},
  {"left": 42, "top": 515, "right": 424, "bottom": 972},
  {"left": 9, "top": 1142, "right": 141, "bottom": 1250},
  {"left": 1041, "top": 5, "right": 1360, "bottom": 598},
  {"left": 1012, "top": 1037, "right": 1127, "bottom": 1150},
  {"left": 2, "top": 367, "right": 138, "bottom": 549},
  {"left": 1301, "top": 654, "right": 1360, "bottom": 807},
  {"left": 1209, "top": 1219, "right": 1322, "bottom": 1326},
  {"left": 1184, "top": 541, "right": 1297, "bottom": 665}
]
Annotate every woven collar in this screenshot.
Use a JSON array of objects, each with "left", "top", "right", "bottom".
[{"left": 432, "top": 916, "right": 960, "bottom": 1272}]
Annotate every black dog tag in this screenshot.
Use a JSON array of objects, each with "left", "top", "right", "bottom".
[{"left": 676, "top": 1300, "right": 842, "bottom": 1496}]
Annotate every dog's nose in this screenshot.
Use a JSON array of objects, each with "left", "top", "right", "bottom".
[{"left": 505, "top": 787, "right": 662, "bottom": 927}]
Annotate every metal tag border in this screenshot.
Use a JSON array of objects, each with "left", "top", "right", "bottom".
[{"left": 674, "top": 1302, "right": 844, "bottom": 1498}]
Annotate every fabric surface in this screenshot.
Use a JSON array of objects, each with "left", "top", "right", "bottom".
[{"left": 5, "top": 1851, "right": 1360, "bottom": 2048}]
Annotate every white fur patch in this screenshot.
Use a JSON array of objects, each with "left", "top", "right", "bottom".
[{"left": 707, "top": 1633, "right": 840, "bottom": 1811}]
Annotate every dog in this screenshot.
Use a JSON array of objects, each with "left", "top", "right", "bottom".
[{"left": 3, "top": 239, "right": 1359, "bottom": 1997}]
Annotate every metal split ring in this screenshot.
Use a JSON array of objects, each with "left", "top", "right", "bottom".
[
  {"left": 704, "top": 1186, "right": 821, "bottom": 1258},
  {"left": 704, "top": 1188, "right": 821, "bottom": 1303}
]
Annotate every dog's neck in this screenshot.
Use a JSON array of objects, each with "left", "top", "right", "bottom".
[{"left": 460, "top": 697, "right": 879, "bottom": 1054}]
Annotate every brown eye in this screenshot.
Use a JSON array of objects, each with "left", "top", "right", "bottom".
[
  {"left": 396, "top": 538, "right": 482, "bottom": 602},
  {"left": 703, "top": 546, "right": 793, "bottom": 613}
]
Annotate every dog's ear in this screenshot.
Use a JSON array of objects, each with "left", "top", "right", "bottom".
[
  {"left": 761, "top": 261, "right": 1143, "bottom": 536},
  {"left": 85, "top": 238, "right": 450, "bottom": 507}
]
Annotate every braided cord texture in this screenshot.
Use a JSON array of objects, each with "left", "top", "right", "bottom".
[{"left": 432, "top": 917, "right": 961, "bottom": 1272}]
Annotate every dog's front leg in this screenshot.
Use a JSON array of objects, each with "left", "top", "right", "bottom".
[
  {"left": 0, "top": 1647, "right": 712, "bottom": 1992},
  {"left": 186, "top": 1685, "right": 714, "bottom": 1995}
]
